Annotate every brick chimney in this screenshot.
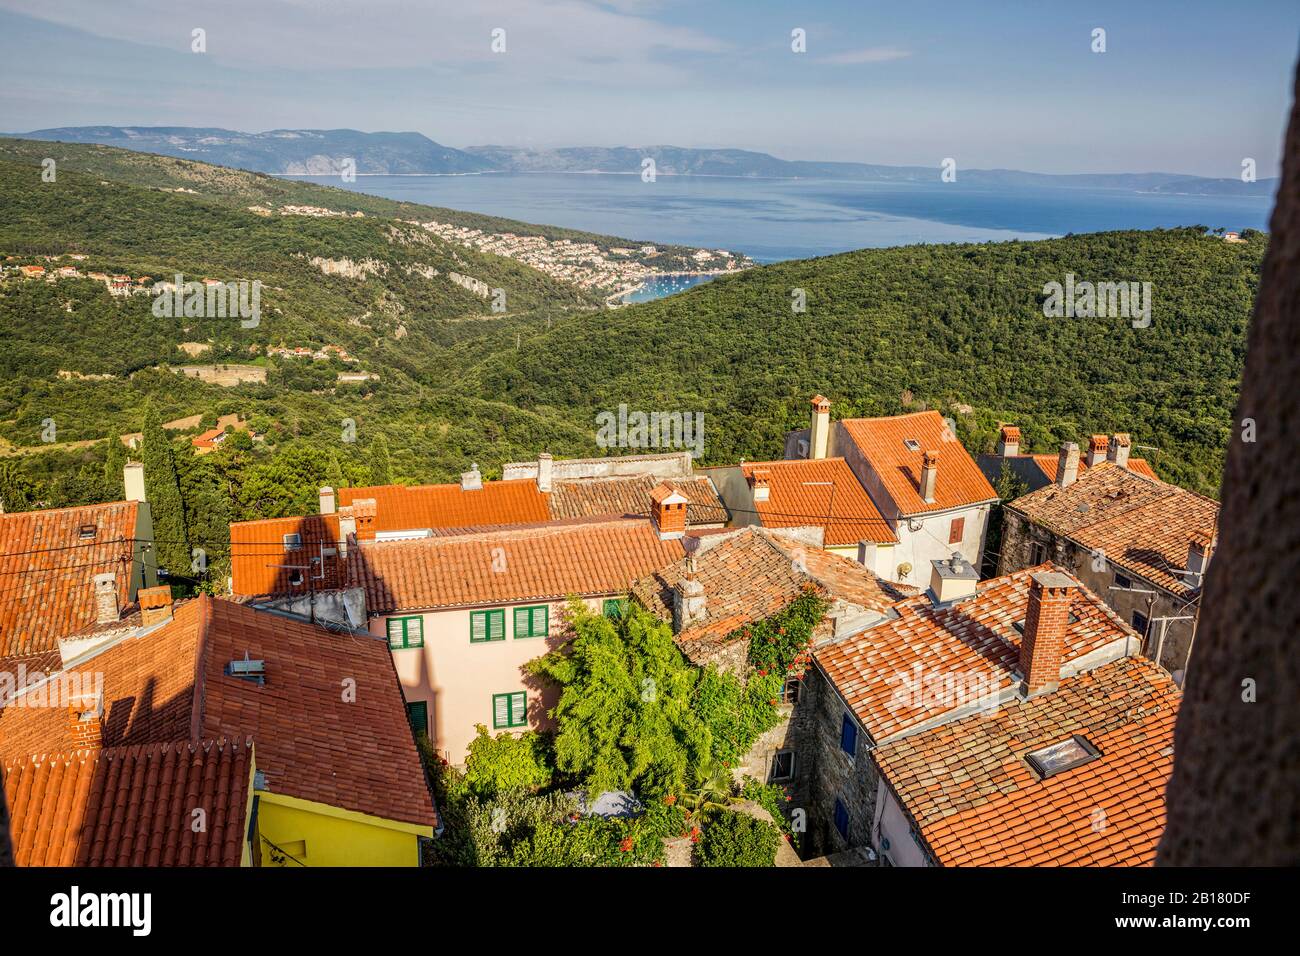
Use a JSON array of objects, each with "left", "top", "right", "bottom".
[
  {"left": 461, "top": 464, "right": 483, "bottom": 491},
  {"left": 68, "top": 692, "right": 104, "bottom": 751},
  {"left": 1019, "top": 571, "right": 1077, "bottom": 697},
  {"left": 123, "top": 461, "right": 146, "bottom": 503},
  {"left": 352, "top": 498, "right": 377, "bottom": 541},
  {"left": 809, "top": 395, "right": 831, "bottom": 460},
  {"left": 1186, "top": 529, "right": 1216, "bottom": 588},
  {"left": 319, "top": 486, "right": 336, "bottom": 515},
  {"left": 1107, "top": 433, "right": 1131, "bottom": 468},
  {"left": 92, "top": 572, "right": 119, "bottom": 625},
  {"left": 997, "top": 425, "right": 1021, "bottom": 457},
  {"left": 537, "top": 453, "right": 554, "bottom": 493},
  {"left": 749, "top": 467, "right": 771, "bottom": 502},
  {"left": 1055, "top": 442, "right": 1080, "bottom": 488},
  {"left": 337, "top": 505, "right": 356, "bottom": 557},
  {"left": 920, "top": 451, "right": 939, "bottom": 503},
  {"left": 650, "top": 484, "right": 688, "bottom": 540},
  {"left": 1086, "top": 434, "right": 1109, "bottom": 467},
  {"left": 138, "top": 584, "right": 174, "bottom": 626}
]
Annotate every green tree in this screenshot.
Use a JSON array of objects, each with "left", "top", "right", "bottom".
[
  {"left": 370, "top": 434, "right": 392, "bottom": 485},
  {"left": 462, "top": 725, "right": 554, "bottom": 800},
  {"left": 0, "top": 460, "right": 37, "bottom": 512},
  {"left": 103, "top": 428, "right": 126, "bottom": 494},
  {"left": 141, "top": 401, "right": 189, "bottom": 580},
  {"left": 697, "top": 808, "right": 779, "bottom": 867}
]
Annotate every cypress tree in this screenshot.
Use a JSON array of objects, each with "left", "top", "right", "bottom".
[
  {"left": 141, "top": 403, "right": 189, "bottom": 579},
  {"left": 103, "top": 427, "right": 127, "bottom": 495},
  {"left": 370, "top": 435, "right": 392, "bottom": 485}
]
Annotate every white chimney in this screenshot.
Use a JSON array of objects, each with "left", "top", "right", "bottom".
[
  {"left": 1186, "top": 530, "right": 1216, "bottom": 588},
  {"left": 672, "top": 573, "right": 708, "bottom": 631},
  {"left": 929, "top": 552, "right": 978, "bottom": 604},
  {"left": 920, "top": 451, "right": 939, "bottom": 504},
  {"left": 749, "top": 468, "right": 771, "bottom": 502},
  {"left": 537, "top": 453, "right": 554, "bottom": 493},
  {"left": 1056, "top": 442, "right": 1080, "bottom": 488},
  {"left": 123, "top": 462, "right": 146, "bottom": 503},
  {"left": 93, "top": 571, "right": 119, "bottom": 624},
  {"left": 319, "top": 486, "right": 336, "bottom": 515},
  {"left": 1086, "top": 434, "right": 1109, "bottom": 467},
  {"left": 809, "top": 395, "right": 830, "bottom": 460},
  {"left": 997, "top": 425, "right": 1021, "bottom": 457},
  {"left": 337, "top": 505, "right": 356, "bottom": 558},
  {"left": 1107, "top": 433, "right": 1131, "bottom": 468},
  {"left": 461, "top": 464, "right": 483, "bottom": 492}
]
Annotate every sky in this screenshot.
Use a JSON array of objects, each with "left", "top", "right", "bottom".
[{"left": 0, "top": 0, "right": 1296, "bottom": 177}]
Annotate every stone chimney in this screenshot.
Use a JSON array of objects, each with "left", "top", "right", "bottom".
[
  {"left": 92, "top": 572, "right": 119, "bottom": 625},
  {"left": 68, "top": 692, "right": 104, "bottom": 751},
  {"left": 1055, "top": 442, "right": 1080, "bottom": 488},
  {"left": 1019, "top": 570, "right": 1077, "bottom": 697},
  {"left": 997, "top": 425, "right": 1021, "bottom": 457},
  {"left": 138, "top": 584, "right": 174, "bottom": 626},
  {"left": 672, "top": 572, "right": 708, "bottom": 631},
  {"left": 352, "top": 498, "right": 377, "bottom": 541},
  {"left": 337, "top": 505, "right": 356, "bottom": 557},
  {"left": 809, "top": 395, "right": 831, "bottom": 460},
  {"left": 537, "top": 453, "right": 554, "bottom": 493},
  {"left": 319, "top": 486, "right": 336, "bottom": 515},
  {"left": 920, "top": 451, "right": 939, "bottom": 504},
  {"left": 749, "top": 468, "right": 771, "bottom": 502},
  {"left": 1107, "top": 433, "right": 1131, "bottom": 468},
  {"left": 1186, "top": 529, "right": 1216, "bottom": 588},
  {"left": 650, "top": 484, "right": 688, "bottom": 540},
  {"left": 123, "top": 461, "right": 146, "bottom": 503},
  {"left": 461, "top": 464, "right": 483, "bottom": 492},
  {"left": 929, "top": 552, "right": 978, "bottom": 604},
  {"left": 1086, "top": 434, "right": 1109, "bottom": 467}
]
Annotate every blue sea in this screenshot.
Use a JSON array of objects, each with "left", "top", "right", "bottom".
[{"left": 291, "top": 171, "right": 1272, "bottom": 295}]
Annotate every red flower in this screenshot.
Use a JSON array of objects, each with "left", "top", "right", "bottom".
[
  {"left": 619, "top": 837, "right": 634, "bottom": 853},
  {"left": 663, "top": 794, "right": 677, "bottom": 805},
  {"left": 653, "top": 860, "right": 663, "bottom": 867}
]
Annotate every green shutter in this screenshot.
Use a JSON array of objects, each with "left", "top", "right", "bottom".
[
  {"left": 387, "top": 618, "right": 403, "bottom": 648},
  {"left": 510, "top": 692, "right": 527, "bottom": 727},
  {"left": 406, "top": 701, "right": 428, "bottom": 735},
  {"left": 471, "top": 611, "right": 488, "bottom": 643},
  {"left": 514, "top": 606, "right": 530, "bottom": 637},
  {"left": 493, "top": 693, "right": 511, "bottom": 728},
  {"left": 488, "top": 610, "right": 505, "bottom": 641},
  {"left": 532, "top": 606, "right": 548, "bottom": 636},
  {"left": 406, "top": 617, "right": 423, "bottom": 648}
]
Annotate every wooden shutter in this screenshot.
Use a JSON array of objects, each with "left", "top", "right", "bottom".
[
  {"left": 493, "top": 694, "right": 510, "bottom": 728},
  {"left": 488, "top": 610, "right": 505, "bottom": 641},
  {"left": 510, "top": 691, "right": 527, "bottom": 726},
  {"left": 471, "top": 612, "right": 488, "bottom": 643},
  {"left": 949, "top": 517, "right": 965, "bottom": 544},
  {"left": 406, "top": 617, "right": 423, "bottom": 647},
  {"left": 387, "top": 618, "right": 403, "bottom": 648},
  {"left": 530, "top": 606, "right": 547, "bottom": 636},
  {"left": 514, "top": 606, "right": 530, "bottom": 637}
]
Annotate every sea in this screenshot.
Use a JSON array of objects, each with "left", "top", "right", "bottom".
[{"left": 290, "top": 171, "right": 1273, "bottom": 299}]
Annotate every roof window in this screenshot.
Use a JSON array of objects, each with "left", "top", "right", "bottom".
[{"left": 1026, "top": 735, "right": 1101, "bottom": 779}]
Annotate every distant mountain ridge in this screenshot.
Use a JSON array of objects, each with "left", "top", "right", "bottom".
[{"left": 6, "top": 126, "right": 1275, "bottom": 195}]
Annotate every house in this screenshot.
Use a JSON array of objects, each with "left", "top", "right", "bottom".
[
  {"left": 978, "top": 425, "right": 1158, "bottom": 492},
  {"left": 997, "top": 453, "right": 1218, "bottom": 683},
  {"left": 631, "top": 525, "right": 916, "bottom": 798},
  {"left": 785, "top": 398, "right": 998, "bottom": 584},
  {"left": 0, "top": 463, "right": 157, "bottom": 676},
  {"left": 191, "top": 414, "right": 253, "bottom": 453},
  {"left": 0, "top": 593, "right": 436, "bottom": 866},
  {"left": 802, "top": 560, "right": 1176, "bottom": 864},
  {"left": 18, "top": 265, "right": 45, "bottom": 278}
]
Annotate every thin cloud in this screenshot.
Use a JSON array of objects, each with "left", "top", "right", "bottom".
[{"left": 821, "top": 47, "right": 911, "bottom": 65}]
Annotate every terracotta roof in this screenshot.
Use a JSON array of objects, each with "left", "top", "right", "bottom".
[
  {"left": 873, "top": 656, "right": 1179, "bottom": 866},
  {"left": 548, "top": 475, "right": 727, "bottom": 525},
  {"left": 228, "top": 513, "right": 343, "bottom": 597},
  {"left": 350, "top": 517, "right": 688, "bottom": 614},
  {"left": 0, "top": 596, "right": 436, "bottom": 831},
  {"left": 815, "top": 565, "right": 1134, "bottom": 741},
  {"left": 1006, "top": 462, "right": 1219, "bottom": 595},
  {"left": 740, "top": 458, "right": 896, "bottom": 545},
  {"left": 837, "top": 411, "right": 997, "bottom": 515},
  {"left": 3, "top": 739, "right": 252, "bottom": 866},
  {"left": 337, "top": 480, "right": 549, "bottom": 533},
  {"left": 633, "top": 527, "right": 915, "bottom": 666},
  {"left": 0, "top": 501, "right": 140, "bottom": 658},
  {"left": 1031, "top": 454, "right": 1158, "bottom": 482}
]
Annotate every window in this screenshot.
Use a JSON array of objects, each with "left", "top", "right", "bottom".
[
  {"left": 948, "top": 517, "right": 965, "bottom": 544},
  {"left": 770, "top": 750, "right": 795, "bottom": 781},
  {"left": 387, "top": 616, "right": 424, "bottom": 649},
  {"left": 78, "top": 524, "right": 97, "bottom": 540},
  {"left": 833, "top": 798, "right": 850, "bottom": 841},
  {"left": 839, "top": 713, "right": 857, "bottom": 757},
  {"left": 282, "top": 533, "right": 302, "bottom": 551},
  {"left": 406, "top": 700, "right": 428, "bottom": 736},
  {"left": 903, "top": 438, "right": 921, "bottom": 452},
  {"left": 602, "top": 598, "right": 628, "bottom": 620},
  {"left": 1132, "top": 610, "right": 1150, "bottom": 636},
  {"left": 493, "top": 691, "right": 527, "bottom": 729},
  {"left": 781, "top": 677, "right": 801, "bottom": 705},
  {"left": 514, "top": 605, "right": 549, "bottom": 639},
  {"left": 1114, "top": 572, "right": 1132, "bottom": 589},
  {"left": 1030, "top": 542, "right": 1047, "bottom": 565},
  {"left": 470, "top": 609, "right": 506, "bottom": 643},
  {"left": 1025, "top": 735, "right": 1101, "bottom": 779}
]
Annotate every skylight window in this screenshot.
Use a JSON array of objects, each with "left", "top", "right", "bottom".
[
  {"left": 78, "top": 524, "right": 97, "bottom": 539},
  {"left": 1026, "top": 735, "right": 1101, "bottom": 779},
  {"left": 903, "top": 438, "right": 922, "bottom": 452},
  {"left": 282, "top": 533, "right": 303, "bottom": 551}
]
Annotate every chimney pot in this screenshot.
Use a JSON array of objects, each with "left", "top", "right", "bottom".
[
  {"left": 123, "top": 461, "right": 146, "bottom": 503},
  {"left": 1019, "top": 571, "right": 1077, "bottom": 697},
  {"left": 997, "top": 425, "right": 1021, "bottom": 457},
  {"left": 319, "top": 486, "right": 336, "bottom": 515},
  {"left": 537, "top": 453, "right": 554, "bottom": 493},
  {"left": 92, "top": 572, "right": 119, "bottom": 625},
  {"left": 929, "top": 552, "right": 978, "bottom": 604},
  {"left": 1186, "top": 529, "right": 1216, "bottom": 588},
  {"left": 672, "top": 573, "right": 708, "bottom": 631},
  {"left": 67, "top": 692, "right": 104, "bottom": 751},
  {"left": 337, "top": 505, "right": 357, "bottom": 556},
  {"left": 461, "top": 465, "right": 483, "bottom": 492},
  {"left": 1107, "top": 433, "right": 1131, "bottom": 468},
  {"left": 650, "top": 484, "right": 688, "bottom": 540},
  {"left": 809, "top": 395, "right": 831, "bottom": 460},
  {"left": 1056, "top": 443, "right": 1080, "bottom": 488},
  {"left": 138, "top": 584, "right": 174, "bottom": 626},
  {"left": 1086, "top": 434, "right": 1109, "bottom": 467},
  {"left": 749, "top": 467, "right": 771, "bottom": 502},
  {"left": 920, "top": 450, "right": 940, "bottom": 503}
]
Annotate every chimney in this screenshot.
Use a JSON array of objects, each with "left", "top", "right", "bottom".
[
  {"left": 997, "top": 425, "right": 1021, "bottom": 457},
  {"left": 1186, "top": 529, "right": 1216, "bottom": 588},
  {"left": 672, "top": 572, "right": 708, "bottom": 631},
  {"left": 749, "top": 467, "right": 771, "bottom": 502},
  {"left": 319, "top": 486, "right": 336, "bottom": 515},
  {"left": 537, "top": 453, "right": 554, "bottom": 493},
  {"left": 461, "top": 464, "right": 483, "bottom": 492},
  {"left": 920, "top": 450, "right": 939, "bottom": 503},
  {"left": 1019, "top": 571, "right": 1077, "bottom": 697},
  {"left": 809, "top": 395, "right": 831, "bottom": 460},
  {"left": 1086, "top": 434, "right": 1109, "bottom": 467},
  {"left": 650, "top": 484, "right": 688, "bottom": 540},
  {"left": 337, "top": 505, "right": 356, "bottom": 557},
  {"left": 68, "top": 692, "right": 104, "bottom": 751},
  {"left": 1055, "top": 442, "right": 1080, "bottom": 488},
  {"left": 929, "top": 551, "right": 978, "bottom": 604},
  {"left": 1107, "top": 433, "right": 1131, "bottom": 468},
  {"left": 138, "top": 584, "right": 174, "bottom": 626},
  {"left": 92, "top": 572, "right": 119, "bottom": 624},
  {"left": 123, "top": 461, "right": 146, "bottom": 503},
  {"left": 352, "top": 498, "right": 376, "bottom": 541}
]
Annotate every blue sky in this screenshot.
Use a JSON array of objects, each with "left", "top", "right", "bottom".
[{"left": 0, "top": 0, "right": 1296, "bottom": 176}]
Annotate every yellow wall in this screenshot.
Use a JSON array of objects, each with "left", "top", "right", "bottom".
[{"left": 255, "top": 791, "right": 430, "bottom": 867}]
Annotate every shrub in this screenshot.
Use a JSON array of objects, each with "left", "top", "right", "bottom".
[{"left": 697, "top": 809, "right": 780, "bottom": 867}]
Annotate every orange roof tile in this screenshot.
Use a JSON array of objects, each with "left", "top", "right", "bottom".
[
  {"left": 0, "top": 501, "right": 140, "bottom": 658},
  {"left": 337, "top": 479, "right": 549, "bottom": 532},
  {"left": 351, "top": 518, "right": 687, "bottom": 613},
  {"left": 837, "top": 411, "right": 997, "bottom": 515},
  {"left": 815, "top": 565, "right": 1135, "bottom": 741},
  {"left": 873, "top": 656, "right": 1180, "bottom": 866},
  {"left": 228, "top": 514, "right": 343, "bottom": 597},
  {"left": 1031, "top": 454, "right": 1158, "bottom": 482},
  {"left": 549, "top": 475, "right": 727, "bottom": 524},
  {"left": 3, "top": 739, "right": 252, "bottom": 867},
  {"left": 740, "top": 458, "right": 896, "bottom": 545}
]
